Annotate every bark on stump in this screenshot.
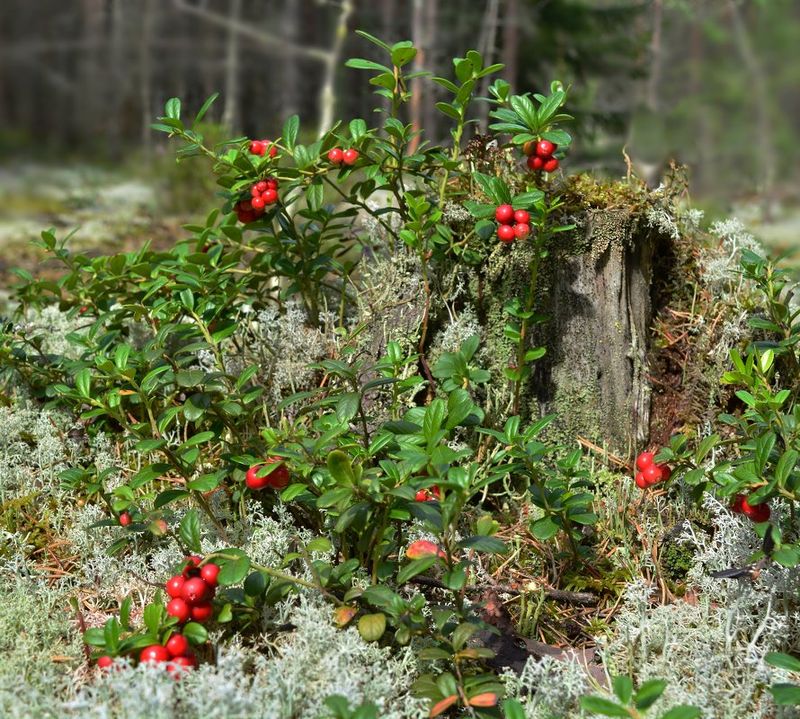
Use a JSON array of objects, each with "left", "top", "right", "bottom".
[{"left": 464, "top": 205, "right": 666, "bottom": 456}]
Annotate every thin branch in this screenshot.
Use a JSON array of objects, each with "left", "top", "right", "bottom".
[{"left": 172, "top": 0, "right": 331, "bottom": 63}]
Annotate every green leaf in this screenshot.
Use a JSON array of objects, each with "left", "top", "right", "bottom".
[
  {"left": 181, "top": 622, "right": 208, "bottom": 644},
  {"left": 501, "top": 699, "right": 527, "bottom": 719},
  {"left": 282, "top": 114, "right": 299, "bottom": 149},
  {"left": 458, "top": 535, "right": 506, "bottom": 554},
  {"left": 349, "top": 118, "right": 367, "bottom": 141},
  {"left": 75, "top": 368, "right": 91, "bottom": 398},
  {"left": 391, "top": 42, "right": 417, "bottom": 67},
  {"left": 217, "top": 549, "right": 251, "bottom": 586},
  {"left": 578, "top": 696, "right": 629, "bottom": 716},
  {"left": 397, "top": 556, "right": 438, "bottom": 584},
  {"left": 770, "top": 683, "right": 800, "bottom": 705},
  {"left": 336, "top": 392, "right": 361, "bottom": 422},
  {"left": 612, "top": 675, "right": 633, "bottom": 704},
  {"left": 328, "top": 450, "right": 357, "bottom": 486},
  {"left": 354, "top": 29, "right": 392, "bottom": 52},
  {"left": 243, "top": 571, "right": 267, "bottom": 597},
  {"left": 83, "top": 628, "right": 106, "bottom": 647},
  {"left": 358, "top": 613, "right": 386, "bottom": 642},
  {"left": 531, "top": 516, "right": 559, "bottom": 540},
  {"left": 772, "top": 545, "right": 800, "bottom": 567},
  {"left": 766, "top": 652, "right": 800, "bottom": 673},
  {"left": 346, "top": 57, "right": 392, "bottom": 73},
  {"left": 634, "top": 679, "right": 667, "bottom": 710},
  {"left": 193, "top": 92, "right": 219, "bottom": 125},
  {"left": 165, "top": 97, "right": 181, "bottom": 120},
  {"left": 661, "top": 707, "right": 702, "bottom": 719},
  {"left": 179, "top": 509, "right": 202, "bottom": 553}
]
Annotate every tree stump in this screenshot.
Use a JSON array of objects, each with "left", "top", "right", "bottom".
[{"left": 459, "top": 202, "right": 669, "bottom": 457}]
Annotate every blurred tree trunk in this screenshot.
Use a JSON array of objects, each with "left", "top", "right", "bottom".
[
  {"left": 280, "top": 0, "right": 301, "bottom": 119},
  {"left": 409, "top": 0, "right": 437, "bottom": 151},
  {"left": 475, "top": 0, "right": 500, "bottom": 132},
  {"left": 501, "top": 0, "right": 519, "bottom": 91},
  {"left": 727, "top": 0, "right": 776, "bottom": 220},
  {"left": 140, "top": 0, "right": 155, "bottom": 151},
  {"left": 172, "top": 0, "right": 351, "bottom": 138},
  {"left": 646, "top": 0, "right": 662, "bottom": 112},
  {"left": 222, "top": 0, "right": 243, "bottom": 130},
  {"left": 106, "top": 0, "right": 125, "bottom": 157},
  {"left": 79, "top": 0, "right": 105, "bottom": 140},
  {"left": 690, "top": 20, "right": 711, "bottom": 195}
]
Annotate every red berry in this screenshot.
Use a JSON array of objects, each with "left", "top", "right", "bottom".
[
  {"left": 494, "top": 204, "right": 514, "bottom": 224},
  {"left": 245, "top": 464, "right": 268, "bottom": 490},
  {"left": 200, "top": 563, "right": 220, "bottom": 588},
  {"left": 536, "top": 140, "right": 557, "bottom": 157},
  {"left": 636, "top": 452, "right": 655, "bottom": 471},
  {"left": 165, "top": 633, "right": 189, "bottom": 658},
  {"left": 246, "top": 458, "right": 289, "bottom": 490},
  {"left": 497, "top": 224, "right": 516, "bottom": 243},
  {"left": 140, "top": 645, "right": 170, "bottom": 664},
  {"left": 342, "top": 148, "right": 360, "bottom": 166},
  {"left": 742, "top": 498, "right": 770, "bottom": 522},
  {"left": 642, "top": 465, "right": 663, "bottom": 486},
  {"left": 327, "top": 148, "right": 344, "bottom": 164},
  {"left": 165, "top": 575, "right": 185, "bottom": 598},
  {"left": 266, "top": 178, "right": 279, "bottom": 190},
  {"left": 431, "top": 485, "right": 441, "bottom": 499},
  {"left": 526, "top": 155, "right": 544, "bottom": 171},
  {"left": 659, "top": 464, "right": 672, "bottom": 481},
  {"left": 514, "top": 223, "right": 531, "bottom": 240},
  {"left": 182, "top": 556, "right": 203, "bottom": 579},
  {"left": 415, "top": 489, "right": 430, "bottom": 502},
  {"left": 238, "top": 210, "right": 256, "bottom": 224},
  {"left": 181, "top": 577, "right": 211, "bottom": 604},
  {"left": 513, "top": 209, "right": 530, "bottom": 224},
  {"left": 543, "top": 157, "right": 559, "bottom": 172},
  {"left": 250, "top": 185, "right": 261, "bottom": 198},
  {"left": 256, "top": 180, "right": 268, "bottom": 193},
  {"left": 167, "top": 597, "right": 191, "bottom": 623},
  {"left": 264, "top": 457, "right": 289, "bottom": 488},
  {"left": 251, "top": 196, "right": 265, "bottom": 210},
  {"left": 190, "top": 601, "right": 214, "bottom": 623},
  {"left": 118, "top": 512, "right": 132, "bottom": 527},
  {"left": 78, "top": 305, "right": 89, "bottom": 314},
  {"left": 249, "top": 140, "right": 266, "bottom": 156},
  {"left": 635, "top": 472, "right": 648, "bottom": 489},
  {"left": 97, "top": 655, "right": 114, "bottom": 669},
  {"left": 522, "top": 140, "right": 537, "bottom": 156},
  {"left": 261, "top": 188, "right": 278, "bottom": 205},
  {"left": 261, "top": 140, "right": 278, "bottom": 158},
  {"left": 730, "top": 494, "right": 745, "bottom": 514}
]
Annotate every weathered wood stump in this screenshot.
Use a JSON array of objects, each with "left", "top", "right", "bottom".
[
  {"left": 358, "top": 184, "right": 675, "bottom": 457},
  {"left": 454, "top": 201, "right": 670, "bottom": 456}
]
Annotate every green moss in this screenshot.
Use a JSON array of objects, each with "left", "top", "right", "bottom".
[
  {"left": 561, "top": 173, "right": 650, "bottom": 213},
  {"left": 660, "top": 537, "right": 695, "bottom": 582}
]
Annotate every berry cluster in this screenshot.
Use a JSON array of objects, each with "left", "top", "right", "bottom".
[
  {"left": 524, "top": 139, "right": 559, "bottom": 173},
  {"left": 249, "top": 139, "right": 278, "bottom": 158},
  {"left": 165, "top": 555, "right": 219, "bottom": 625},
  {"left": 731, "top": 494, "right": 771, "bottom": 522},
  {"left": 327, "top": 147, "right": 360, "bottom": 166},
  {"left": 245, "top": 456, "right": 290, "bottom": 491},
  {"left": 415, "top": 485, "right": 441, "bottom": 502},
  {"left": 136, "top": 634, "right": 198, "bottom": 678},
  {"left": 494, "top": 205, "right": 531, "bottom": 243},
  {"left": 235, "top": 178, "right": 279, "bottom": 224},
  {"left": 634, "top": 450, "right": 672, "bottom": 489}
]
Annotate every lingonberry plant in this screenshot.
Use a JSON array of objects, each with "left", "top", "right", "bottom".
[
  {"left": 0, "top": 29, "right": 587, "bottom": 717},
  {"left": 656, "top": 249, "right": 800, "bottom": 567}
]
